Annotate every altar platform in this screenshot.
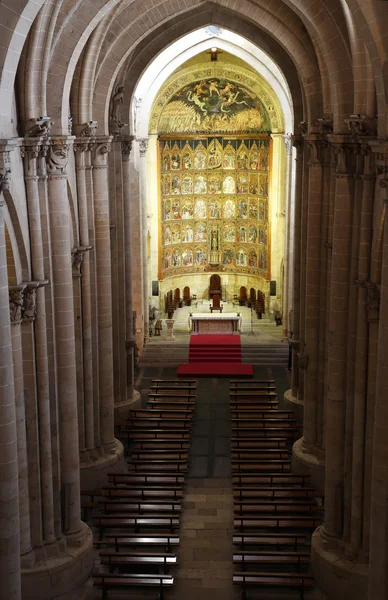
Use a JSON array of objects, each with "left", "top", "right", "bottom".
[{"left": 188, "top": 312, "right": 242, "bottom": 334}]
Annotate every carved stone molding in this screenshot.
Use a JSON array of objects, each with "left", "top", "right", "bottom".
[
  {"left": 110, "top": 84, "right": 126, "bottom": 137},
  {"left": 344, "top": 115, "right": 377, "bottom": 138},
  {"left": 298, "top": 121, "right": 308, "bottom": 135},
  {"left": 121, "top": 136, "right": 134, "bottom": 159},
  {"left": 79, "top": 121, "right": 98, "bottom": 138},
  {"left": 23, "top": 284, "right": 37, "bottom": 322},
  {"left": 305, "top": 135, "right": 326, "bottom": 166},
  {"left": 9, "top": 285, "right": 25, "bottom": 324},
  {"left": 71, "top": 246, "right": 92, "bottom": 276},
  {"left": 314, "top": 117, "right": 333, "bottom": 135},
  {"left": 46, "top": 139, "right": 70, "bottom": 176},
  {"left": 138, "top": 138, "right": 149, "bottom": 156},
  {"left": 0, "top": 169, "right": 11, "bottom": 193},
  {"left": 92, "top": 136, "right": 113, "bottom": 168},
  {"left": 26, "top": 116, "right": 52, "bottom": 139}
]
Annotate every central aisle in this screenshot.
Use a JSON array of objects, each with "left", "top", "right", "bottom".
[{"left": 171, "top": 378, "right": 239, "bottom": 600}]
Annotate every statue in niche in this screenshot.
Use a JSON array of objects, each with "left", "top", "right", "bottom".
[
  {"left": 110, "top": 85, "right": 125, "bottom": 134},
  {"left": 210, "top": 228, "right": 219, "bottom": 251}
]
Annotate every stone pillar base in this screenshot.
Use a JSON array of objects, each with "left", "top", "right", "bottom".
[
  {"left": 21, "top": 523, "right": 94, "bottom": 600},
  {"left": 292, "top": 437, "right": 325, "bottom": 493},
  {"left": 114, "top": 390, "right": 141, "bottom": 422},
  {"left": 311, "top": 527, "right": 368, "bottom": 600},
  {"left": 284, "top": 388, "right": 304, "bottom": 421},
  {"left": 80, "top": 438, "right": 125, "bottom": 489}
]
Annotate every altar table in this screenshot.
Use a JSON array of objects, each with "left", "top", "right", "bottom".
[{"left": 188, "top": 313, "right": 242, "bottom": 334}]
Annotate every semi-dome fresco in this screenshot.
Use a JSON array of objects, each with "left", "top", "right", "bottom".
[{"left": 158, "top": 78, "right": 271, "bottom": 134}]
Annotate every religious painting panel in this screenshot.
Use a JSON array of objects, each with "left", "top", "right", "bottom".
[
  {"left": 181, "top": 175, "right": 193, "bottom": 194},
  {"left": 194, "top": 222, "right": 207, "bottom": 242},
  {"left": 160, "top": 136, "right": 271, "bottom": 278},
  {"left": 182, "top": 250, "right": 193, "bottom": 266},
  {"left": 223, "top": 223, "right": 235, "bottom": 242},
  {"left": 182, "top": 224, "right": 193, "bottom": 243},
  {"left": 172, "top": 224, "right": 181, "bottom": 243},
  {"left": 208, "top": 199, "right": 221, "bottom": 219},
  {"left": 181, "top": 200, "right": 193, "bottom": 219},
  {"left": 194, "top": 198, "right": 207, "bottom": 219},
  {"left": 237, "top": 199, "right": 248, "bottom": 219}
]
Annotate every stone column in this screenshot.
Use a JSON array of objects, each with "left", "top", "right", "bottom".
[
  {"left": 368, "top": 146, "right": 388, "bottom": 600},
  {"left": 22, "top": 143, "right": 56, "bottom": 551},
  {"left": 322, "top": 137, "right": 356, "bottom": 546},
  {"left": 122, "top": 138, "right": 137, "bottom": 401},
  {"left": 282, "top": 135, "right": 293, "bottom": 339},
  {"left": 138, "top": 138, "right": 149, "bottom": 344},
  {"left": 0, "top": 160, "right": 21, "bottom": 599},
  {"left": 290, "top": 137, "right": 304, "bottom": 398},
  {"left": 91, "top": 136, "right": 115, "bottom": 452},
  {"left": 74, "top": 136, "right": 95, "bottom": 459},
  {"left": 46, "top": 138, "right": 84, "bottom": 545},
  {"left": 302, "top": 136, "right": 325, "bottom": 454}
]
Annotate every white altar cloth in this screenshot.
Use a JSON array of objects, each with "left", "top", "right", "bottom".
[{"left": 188, "top": 312, "right": 242, "bottom": 334}]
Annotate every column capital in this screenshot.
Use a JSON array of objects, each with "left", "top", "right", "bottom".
[
  {"left": 365, "top": 280, "right": 380, "bottom": 322},
  {"left": 137, "top": 138, "right": 149, "bottom": 156},
  {"left": 304, "top": 134, "right": 327, "bottom": 165},
  {"left": 282, "top": 134, "right": 293, "bottom": 155},
  {"left": 74, "top": 121, "right": 98, "bottom": 139},
  {"left": 24, "top": 116, "right": 52, "bottom": 139},
  {"left": 46, "top": 137, "right": 73, "bottom": 177},
  {"left": 71, "top": 246, "right": 92, "bottom": 277},
  {"left": 0, "top": 139, "right": 17, "bottom": 193},
  {"left": 121, "top": 136, "right": 134, "bottom": 160},
  {"left": 344, "top": 115, "right": 377, "bottom": 138},
  {"left": 9, "top": 285, "right": 26, "bottom": 324},
  {"left": 327, "top": 135, "right": 358, "bottom": 175},
  {"left": 91, "top": 135, "right": 113, "bottom": 168}
]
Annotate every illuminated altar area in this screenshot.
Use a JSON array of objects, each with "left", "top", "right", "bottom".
[{"left": 134, "top": 32, "right": 294, "bottom": 323}]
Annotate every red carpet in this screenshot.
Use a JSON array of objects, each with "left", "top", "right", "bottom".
[{"left": 178, "top": 334, "right": 253, "bottom": 377}]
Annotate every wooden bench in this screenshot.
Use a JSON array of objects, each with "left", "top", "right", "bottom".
[
  {"left": 230, "top": 379, "right": 275, "bottom": 387},
  {"left": 129, "top": 408, "right": 193, "bottom": 419},
  {"left": 96, "top": 532, "right": 180, "bottom": 552},
  {"left": 108, "top": 473, "right": 185, "bottom": 486},
  {"left": 130, "top": 450, "right": 189, "bottom": 461},
  {"left": 128, "top": 460, "right": 188, "bottom": 473},
  {"left": 93, "top": 571, "right": 174, "bottom": 600},
  {"left": 149, "top": 388, "right": 196, "bottom": 396},
  {"left": 99, "top": 499, "right": 181, "bottom": 514},
  {"left": 120, "top": 429, "right": 191, "bottom": 441},
  {"left": 99, "top": 550, "right": 177, "bottom": 572},
  {"left": 123, "top": 417, "right": 192, "bottom": 429},
  {"left": 232, "top": 474, "right": 311, "bottom": 487},
  {"left": 234, "top": 501, "right": 319, "bottom": 515},
  {"left": 102, "top": 486, "right": 183, "bottom": 500},
  {"left": 232, "top": 418, "right": 297, "bottom": 428},
  {"left": 94, "top": 514, "right": 180, "bottom": 538},
  {"left": 234, "top": 515, "right": 322, "bottom": 531},
  {"left": 130, "top": 439, "right": 190, "bottom": 451},
  {"left": 233, "top": 532, "right": 310, "bottom": 550},
  {"left": 233, "top": 550, "right": 310, "bottom": 570},
  {"left": 233, "top": 487, "right": 318, "bottom": 501},
  {"left": 233, "top": 571, "right": 313, "bottom": 600},
  {"left": 152, "top": 379, "right": 196, "bottom": 387},
  {"left": 232, "top": 449, "right": 290, "bottom": 460},
  {"left": 232, "top": 427, "right": 301, "bottom": 439},
  {"left": 147, "top": 399, "right": 195, "bottom": 410},
  {"left": 231, "top": 410, "right": 294, "bottom": 419},
  {"left": 232, "top": 438, "right": 289, "bottom": 450},
  {"left": 232, "top": 460, "right": 291, "bottom": 473},
  {"left": 230, "top": 391, "right": 278, "bottom": 399}
]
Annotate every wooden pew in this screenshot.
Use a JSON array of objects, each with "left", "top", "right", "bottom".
[
  {"left": 232, "top": 438, "right": 289, "bottom": 450},
  {"left": 233, "top": 487, "right": 318, "bottom": 501},
  {"left": 121, "top": 429, "right": 191, "bottom": 441},
  {"left": 232, "top": 460, "right": 291, "bottom": 473},
  {"left": 130, "top": 450, "right": 189, "bottom": 461},
  {"left": 231, "top": 409, "right": 294, "bottom": 419},
  {"left": 128, "top": 460, "right": 188, "bottom": 473},
  {"left": 230, "top": 399, "right": 279, "bottom": 408},
  {"left": 230, "top": 390, "right": 278, "bottom": 399},
  {"left": 232, "top": 418, "right": 297, "bottom": 429},
  {"left": 233, "top": 550, "right": 310, "bottom": 570},
  {"left": 147, "top": 399, "right": 195, "bottom": 410},
  {"left": 233, "top": 571, "right": 313, "bottom": 600},
  {"left": 108, "top": 473, "right": 185, "bottom": 486},
  {"left": 149, "top": 387, "right": 196, "bottom": 396},
  {"left": 93, "top": 572, "right": 174, "bottom": 600},
  {"left": 232, "top": 474, "right": 311, "bottom": 487},
  {"left": 93, "top": 514, "right": 180, "bottom": 538},
  {"left": 232, "top": 449, "right": 290, "bottom": 460},
  {"left": 123, "top": 417, "right": 192, "bottom": 429},
  {"left": 129, "top": 408, "right": 193, "bottom": 419},
  {"left": 129, "top": 440, "right": 190, "bottom": 451},
  {"left": 102, "top": 486, "right": 183, "bottom": 500},
  {"left": 234, "top": 515, "right": 322, "bottom": 531},
  {"left": 152, "top": 379, "right": 196, "bottom": 388},
  {"left": 233, "top": 532, "right": 309, "bottom": 550},
  {"left": 96, "top": 532, "right": 180, "bottom": 552},
  {"left": 99, "top": 550, "right": 177, "bottom": 572},
  {"left": 232, "top": 427, "right": 301, "bottom": 439},
  {"left": 230, "top": 379, "right": 275, "bottom": 388},
  {"left": 234, "top": 501, "right": 319, "bottom": 515},
  {"left": 99, "top": 499, "right": 182, "bottom": 514}
]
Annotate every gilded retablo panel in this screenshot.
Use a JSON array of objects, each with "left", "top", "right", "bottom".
[{"left": 160, "top": 136, "right": 270, "bottom": 279}]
